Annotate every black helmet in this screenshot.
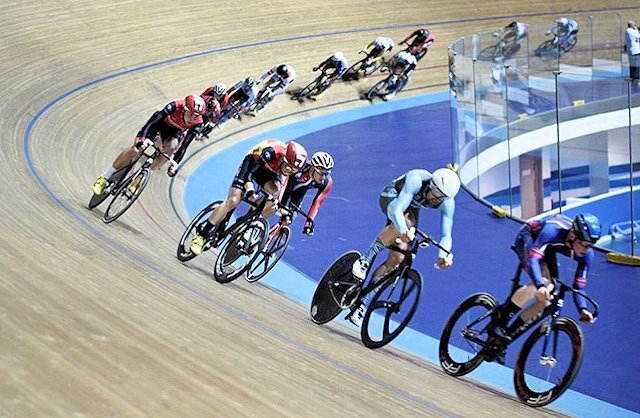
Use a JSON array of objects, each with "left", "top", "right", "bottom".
[
  {"left": 572, "top": 213, "right": 602, "bottom": 244},
  {"left": 276, "top": 64, "right": 290, "bottom": 78}
]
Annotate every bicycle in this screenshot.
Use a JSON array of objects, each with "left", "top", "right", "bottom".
[
  {"left": 342, "top": 49, "right": 386, "bottom": 81},
  {"left": 438, "top": 260, "right": 599, "bottom": 407},
  {"left": 310, "top": 229, "right": 450, "bottom": 349},
  {"left": 478, "top": 37, "right": 522, "bottom": 61},
  {"left": 244, "top": 202, "right": 314, "bottom": 283},
  {"left": 290, "top": 69, "right": 334, "bottom": 102},
  {"left": 245, "top": 84, "right": 275, "bottom": 115},
  {"left": 176, "top": 190, "right": 273, "bottom": 283},
  {"left": 88, "top": 139, "right": 176, "bottom": 224},
  {"left": 365, "top": 68, "right": 405, "bottom": 101},
  {"left": 401, "top": 32, "right": 435, "bottom": 62},
  {"left": 534, "top": 34, "right": 577, "bottom": 58}
]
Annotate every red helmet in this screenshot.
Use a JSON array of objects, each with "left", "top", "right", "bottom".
[
  {"left": 184, "top": 94, "right": 206, "bottom": 115},
  {"left": 285, "top": 141, "right": 307, "bottom": 172}
]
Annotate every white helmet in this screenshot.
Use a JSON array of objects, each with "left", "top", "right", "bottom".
[
  {"left": 430, "top": 168, "right": 461, "bottom": 198},
  {"left": 331, "top": 52, "right": 345, "bottom": 62},
  {"left": 558, "top": 17, "right": 568, "bottom": 26},
  {"left": 311, "top": 152, "right": 334, "bottom": 170}
]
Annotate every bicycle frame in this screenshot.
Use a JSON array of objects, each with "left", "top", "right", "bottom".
[{"left": 210, "top": 192, "right": 276, "bottom": 247}]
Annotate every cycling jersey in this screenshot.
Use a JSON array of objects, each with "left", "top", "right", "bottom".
[
  {"left": 232, "top": 139, "right": 290, "bottom": 190},
  {"left": 280, "top": 163, "right": 333, "bottom": 222},
  {"left": 380, "top": 169, "right": 454, "bottom": 256},
  {"left": 136, "top": 100, "right": 203, "bottom": 142},
  {"left": 515, "top": 214, "right": 594, "bottom": 309},
  {"left": 259, "top": 65, "right": 297, "bottom": 96}
]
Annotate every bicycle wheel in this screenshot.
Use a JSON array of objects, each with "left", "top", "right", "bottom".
[
  {"left": 513, "top": 317, "right": 584, "bottom": 407},
  {"left": 366, "top": 79, "right": 388, "bottom": 101},
  {"left": 103, "top": 168, "right": 151, "bottom": 224},
  {"left": 534, "top": 39, "right": 559, "bottom": 58},
  {"left": 439, "top": 292, "right": 498, "bottom": 377},
  {"left": 478, "top": 44, "right": 501, "bottom": 61},
  {"left": 309, "top": 251, "right": 361, "bottom": 324},
  {"left": 88, "top": 165, "right": 130, "bottom": 209},
  {"left": 292, "top": 78, "right": 319, "bottom": 101},
  {"left": 342, "top": 60, "right": 365, "bottom": 80},
  {"left": 245, "top": 224, "right": 291, "bottom": 283},
  {"left": 360, "top": 268, "right": 422, "bottom": 349},
  {"left": 562, "top": 36, "right": 577, "bottom": 54},
  {"left": 213, "top": 218, "right": 269, "bottom": 283},
  {"left": 176, "top": 201, "right": 221, "bottom": 262}
]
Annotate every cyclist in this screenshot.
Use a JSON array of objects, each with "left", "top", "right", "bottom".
[
  {"left": 252, "top": 64, "right": 297, "bottom": 113},
  {"left": 348, "top": 167, "right": 461, "bottom": 326},
  {"left": 188, "top": 139, "right": 308, "bottom": 256},
  {"left": 169, "top": 84, "right": 228, "bottom": 176},
  {"left": 310, "top": 52, "right": 349, "bottom": 97},
  {"left": 547, "top": 17, "right": 578, "bottom": 48},
  {"left": 381, "top": 50, "right": 417, "bottom": 100},
  {"left": 489, "top": 213, "right": 601, "bottom": 364},
  {"left": 92, "top": 94, "right": 206, "bottom": 193},
  {"left": 361, "top": 36, "right": 395, "bottom": 72},
  {"left": 278, "top": 151, "right": 334, "bottom": 235},
  {"left": 400, "top": 28, "right": 435, "bottom": 56},
  {"left": 217, "top": 76, "right": 260, "bottom": 125},
  {"left": 495, "top": 21, "right": 529, "bottom": 45}
]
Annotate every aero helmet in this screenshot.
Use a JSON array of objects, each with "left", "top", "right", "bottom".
[
  {"left": 310, "top": 152, "right": 334, "bottom": 170},
  {"left": 430, "top": 168, "right": 461, "bottom": 198},
  {"left": 276, "top": 64, "right": 291, "bottom": 78},
  {"left": 285, "top": 141, "right": 308, "bottom": 171},
  {"left": 213, "top": 83, "right": 227, "bottom": 97},
  {"left": 184, "top": 94, "right": 206, "bottom": 115},
  {"left": 573, "top": 213, "right": 602, "bottom": 244}
]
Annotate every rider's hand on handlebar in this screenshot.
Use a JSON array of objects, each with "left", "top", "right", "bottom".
[
  {"left": 535, "top": 284, "right": 554, "bottom": 303},
  {"left": 579, "top": 308, "right": 596, "bottom": 324},
  {"left": 243, "top": 181, "right": 255, "bottom": 198},
  {"left": 435, "top": 254, "right": 454, "bottom": 270},
  {"left": 302, "top": 222, "right": 314, "bottom": 236},
  {"left": 400, "top": 226, "right": 415, "bottom": 243}
]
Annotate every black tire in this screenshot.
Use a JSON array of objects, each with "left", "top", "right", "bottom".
[
  {"left": 102, "top": 168, "right": 151, "bottom": 224},
  {"left": 360, "top": 268, "right": 422, "bottom": 349},
  {"left": 88, "top": 166, "right": 130, "bottom": 209},
  {"left": 293, "top": 78, "right": 319, "bottom": 101},
  {"left": 176, "top": 201, "right": 221, "bottom": 262},
  {"left": 342, "top": 60, "right": 365, "bottom": 81},
  {"left": 514, "top": 317, "right": 584, "bottom": 407},
  {"left": 414, "top": 47, "right": 428, "bottom": 61},
  {"left": 478, "top": 44, "right": 501, "bottom": 61},
  {"left": 213, "top": 218, "right": 269, "bottom": 283},
  {"left": 366, "top": 79, "right": 387, "bottom": 101},
  {"left": 562, "top": 36, "right": 578, "bottom": 53},
  {"left": 439, "top": 292, "right": 498, "bottom": 377},
  {"left": 245, "top": 224, "right": 291, "bottom": 283},
  {"left": 534, "top": 39, "right": 559, "bottom": 58},
  {"left": 309, "top": 251, "right": 361, "bottom": 324}
]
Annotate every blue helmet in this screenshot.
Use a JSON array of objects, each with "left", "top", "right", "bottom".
[{"left": 573, "top": 213, "right": 602, "bottom": 244}]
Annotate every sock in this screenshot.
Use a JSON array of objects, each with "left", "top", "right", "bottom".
[{"left": 361, "top": 237, "right": 386, "bottom": 264}]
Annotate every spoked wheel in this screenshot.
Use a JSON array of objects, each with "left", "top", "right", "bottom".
[
  {"left": 342, "top": 60, "right": 366, "bottom": 81},
  {"left": 366, "top": 79, "right": 390, "bottom": 101},
  {"left": 213, "top": 218, "right": 269, "bottom": 284},
  {"left": 478, "top": 43, "right": 501, "bottom": 61},
  {"left": 88, "top": 166, "right": 130, "bottom": 209},
  {"left": 292, "top": 78, "right": 319, "bottom": 101},
  {"left": 310, "top": 251, "right": 361, "bottom": 324},
  {"left": 176, "top": 201, "right": 221, "bottom": 262},
  {"left": 514, "top": 317, "right": 584, "bottom": 407},
  {"left": 534, "top": 39, "right": 560, "bottom": 58},
  {"left": 439, "top": 292, "right": 498, "bottom": 377},
  {"left": 103, "top": 168, "right": 151, "bottom": 223},
  {"left": 562, "top": 36, "right": 577, "bottom": 53},
  {"left": 245, "top": 224, "right": 291, "bottom": 283},
  {"left": 360, "top": 268, "right": 422, "bottom": 349}
]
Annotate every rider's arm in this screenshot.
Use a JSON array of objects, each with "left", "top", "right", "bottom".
[
  {"left": 137, "top": 103, "right": 174, "bottom": 141},
  {"left": 438, "top": 197, "right": 455, "bottom": 257},
  {"left": 572, "top": 250, "right": 594, "bottom": 312},
  {"left": 386, "top": 170, "right": 425, "bottom": 234},
  {"left": 306, "top": 176, "right": 333, "bottom": 221}
]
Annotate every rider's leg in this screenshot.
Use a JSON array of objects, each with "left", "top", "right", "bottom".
[{"left": 151, "top": 136, "right": 179, "bottom": 171}]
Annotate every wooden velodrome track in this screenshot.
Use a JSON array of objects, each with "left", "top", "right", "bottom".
[{"left": 2, "top": 1, "right": 637, "bottom": 416}]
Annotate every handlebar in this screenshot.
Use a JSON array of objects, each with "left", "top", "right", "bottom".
[
  {"left": 554, "top": 278, "right": 600, "bottom": 319},
  {"left": 141, "top": 138, "right": 176, "bottom": 166}
]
